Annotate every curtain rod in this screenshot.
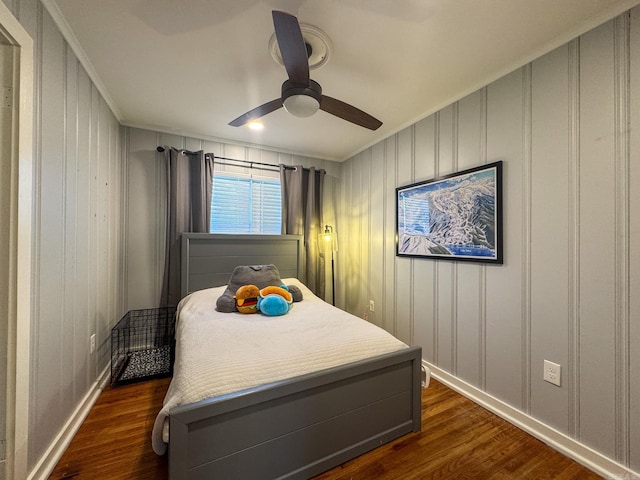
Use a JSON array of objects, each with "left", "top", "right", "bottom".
[{"left": 156, "top": 146, "right": 295, "bottom": 171}]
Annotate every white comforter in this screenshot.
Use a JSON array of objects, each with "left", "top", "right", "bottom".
[{"left": 151, "top": 279, "right": 408, "bottom": 455}]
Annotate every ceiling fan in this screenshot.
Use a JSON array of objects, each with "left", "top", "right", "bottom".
[{"left": 228, "top": 11, "right": 382, "bottom": 130}]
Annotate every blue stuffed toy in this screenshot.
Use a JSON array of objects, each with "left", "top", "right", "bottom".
[{"left": 257, "top": 285, "right": 293, "bottom": 316}]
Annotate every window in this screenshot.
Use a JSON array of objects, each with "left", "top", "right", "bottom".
[{"left": 210, "top": 174, "right": 282, "bottom": 234}]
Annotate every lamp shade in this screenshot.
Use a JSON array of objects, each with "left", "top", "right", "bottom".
[{"left": 318, "top": 225, "right": 338, "bottom": 253}]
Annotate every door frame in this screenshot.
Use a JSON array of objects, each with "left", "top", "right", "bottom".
[{"left": 0, "top": 3, "right": 33, "bottom": 479}]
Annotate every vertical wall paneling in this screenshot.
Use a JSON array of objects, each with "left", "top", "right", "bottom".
[
  {"left": 450, "top": 104, "right": 459, "bottom": 375},
  {"left": 34, "top": 6, "right": 65, "bottom": 459},
  {"left": 345, "top": 151, "right": 360, "bottom": 315},
  {"left": 369, "top": 143, "right": 384, "bottom": 328},
  {"left": 520, "top": 64, "right": 532, "bottom": 414},
  {"left": 339, "top": 7, "right": 640, "bottom": 476},
  {"left": 121, "top": 128, "right": 129, "bottom": 309},
  {"left": 615, "top": 10, "right": 631, "bottom": 453},
  {"left": 435, "top": 105, "right": 455, "bottom": 373},
  {"left": 567, "top": 37, "right": 581, "bottom": 440},
  {"left": 184, "top": 136, "right": 202, "bottom": 152},
  {"left": 383, "top": 136, "right": 397, "bottom": 335},
  {"left": 432, "top": 114, "right": 440, "bottom": 363},
  {"left": 343, "top": 158, "right": 354, "bottom": 311},
  {"left": 455, "top": 91, "right": 484, "bottom": 386},
  {"left": 396, "top": 127, "right": 413, "bottom": 345},
  {"left": 614, "top": 12, "right": 631, "bottom": 466},
  {"left": 629, "top": 7, "right": 640, "bottom": 472},
  {"left": 484, "top": 69, "right": 525, "bottom": 409},
  {"left": 96, "top": 97, "right": 107, "bottom": 365},
  {"left": 479, "top": 87, "right": 488, "bottom": 390},
  {"left": 361, "top": 149, "right": 371, "bottom": 322},
  {"left": 578, "top": 20, "right": 617, "bottom": 458},
  {"left": 322, "top": 157, "right": 341, "bottom": 306},
  {"left": 15, "top": 0, "right": 36, "bottom": 41},
  {"left": 336, "top": 159, "right": 346, "bottom": 308},
  {"left": 346, "top": 153, "right": 360, "bottom": 314},
  {"left": 357, "top": 151, "right": 367, "bottom": 316},
  {"left": 75, "top": 64, "right": 91, "bottom": 390},
  {"left": 412, "top": 116, "right": 436, "bottom": 359},
  {"left": 87, "top": 82, "right": 97, "bottom": 383},
  {"left": 15, "top": 0, "right": 126, "bottom": 469},
  {"left": 529, "top": 44, "right": 571, "bottom": 430},
  {"left": 62, "top": 42, "right": 77, "bottom": 410}
]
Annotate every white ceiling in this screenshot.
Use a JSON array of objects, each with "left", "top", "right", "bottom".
[{"left": 47, "top": 0, "right": 638, "bottom": 161}]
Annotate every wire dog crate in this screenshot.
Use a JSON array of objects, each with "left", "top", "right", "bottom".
[{"left": 111, "top": 307, "right": 177, "bottom": 387}]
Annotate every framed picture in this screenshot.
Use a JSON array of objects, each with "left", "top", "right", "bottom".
[{"left": 396, "top": 161, "right": 503, "bottom": 264}]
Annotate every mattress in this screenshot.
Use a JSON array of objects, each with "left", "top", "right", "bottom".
[{"left": 151, "top": 278, "right": 410, "bottom": 455}]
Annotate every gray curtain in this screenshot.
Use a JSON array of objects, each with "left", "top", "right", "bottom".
[
  {"left": 160, "top": 148, "right": 214, "bottom": 307},
  {"left": 280, "top": 165, "right": 326, "bottom": 297}
]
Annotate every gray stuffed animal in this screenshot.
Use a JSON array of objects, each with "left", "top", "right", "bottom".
[{"left": 215, "top": 264, "right": 303, "bottom": 313}]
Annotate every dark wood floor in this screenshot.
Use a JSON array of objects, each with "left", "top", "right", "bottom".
[{"left": 49, "top": 376, "right": 602, "bottom": 480}]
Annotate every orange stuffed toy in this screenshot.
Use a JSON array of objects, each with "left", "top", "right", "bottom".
[
  {"left": 259, "top": 285, "right": 293, "bottom": 303},
  {"left": 234, "top": 285, "right": 260, "bottom": 314}
]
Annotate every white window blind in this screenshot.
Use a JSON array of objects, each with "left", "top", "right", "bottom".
[{"left": 210, "top": 174, "right": 282, "bottom": 234}]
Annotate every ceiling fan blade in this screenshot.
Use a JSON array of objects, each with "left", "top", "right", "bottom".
[
  {"left": 272, "top": 11, "right": 309, "bottom": 86},
  {"left": 228, "top": 98, "right": 283, "bottom": 127},
  {"left": 320, "top": 95, "right": 383, "bottom": 130}
]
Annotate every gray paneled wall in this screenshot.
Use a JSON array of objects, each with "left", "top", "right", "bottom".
[
  {"left": 340, "top": 7, "right": 640, "bottom": 474},
  {"left": 123, "top": 127, "right": 340, "bottom": 310},
  {"left": 4, "top": 0, "right": 124, "bottom": 473}
]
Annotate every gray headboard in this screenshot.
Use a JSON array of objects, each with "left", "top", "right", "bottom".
[{"left": 180, "top": 233, "right": 304, "bottom": 298}]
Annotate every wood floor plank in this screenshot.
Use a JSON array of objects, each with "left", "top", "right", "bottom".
[{"left": 49, "top": 377, "right": 602, "bottom": 479}]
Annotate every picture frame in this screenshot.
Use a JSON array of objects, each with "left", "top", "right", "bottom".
[{"left": 396, "top": 161, "right": 503, "bottom": 264}]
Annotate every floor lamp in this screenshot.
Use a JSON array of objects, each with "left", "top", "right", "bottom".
[{"left": 320, "top": 225, "right": 337, "bottom": 305}]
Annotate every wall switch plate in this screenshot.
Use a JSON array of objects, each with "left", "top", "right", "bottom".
[
  {"left": 90, "top": 334, "right": 96, "bottom": 354},
  {"left": 369, "top": 300, "right": 375, "bottom": 311},
  {"left": 543, "top": 359, "right": 561, "bottom": 386}
]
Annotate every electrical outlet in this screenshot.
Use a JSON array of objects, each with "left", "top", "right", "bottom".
[
  {"left": 543, "top": 360, "right": 561, "bottom": 386},
  {"left": 369, "top": 300, "right": 375, "bottom": 311},
  {"left": 90, "top": 334, "right": 96, "bottom": 354}
]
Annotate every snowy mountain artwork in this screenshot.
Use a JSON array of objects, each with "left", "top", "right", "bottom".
[{"left": 396, "top": 161, "right": 503, "bottom": 264}]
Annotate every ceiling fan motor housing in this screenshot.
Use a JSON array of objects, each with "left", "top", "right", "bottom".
[{"left": 282, "top": 79, "right": 322, "bottom": 117}]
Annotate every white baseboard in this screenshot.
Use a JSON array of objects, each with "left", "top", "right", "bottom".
[
  {"left": 424, "top": 361, "right": 640, "bottom": 480},
  {"left": 27, "top": 365, "right": 110, "bottom": 480}
]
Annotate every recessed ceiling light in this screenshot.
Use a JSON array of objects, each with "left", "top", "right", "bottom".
[{"left": 248, "top": 121, "right": 264, "bottom": 131}]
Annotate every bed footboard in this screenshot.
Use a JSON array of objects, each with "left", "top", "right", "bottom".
[{"left": 168, "top": 346, "right": 422, "bottom": 480}]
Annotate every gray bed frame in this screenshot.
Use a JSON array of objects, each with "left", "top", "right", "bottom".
[{"left": 170, "top": 233, "right": 422, "bottom": 480}]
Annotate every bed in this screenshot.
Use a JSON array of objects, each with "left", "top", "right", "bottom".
[{"left": 156, "top": 233, "right": 424, "bottom": 480}]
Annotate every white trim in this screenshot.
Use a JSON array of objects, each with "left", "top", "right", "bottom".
[
  {"left": 27, "top": 365, "right": 110, "bottom": 480},
  {"left": 0, "top": 3, "right": 34, "bottom": 479},
  {"left": 425, "top": 362, "right": 640, "bottom": 480},
  {"left": 40, "top": 0, "right": 122, "bottom": 122}
]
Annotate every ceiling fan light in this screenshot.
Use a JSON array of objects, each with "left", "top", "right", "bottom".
[{"left": 283, "top": 94, "right": 320, "bottom": 117}]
